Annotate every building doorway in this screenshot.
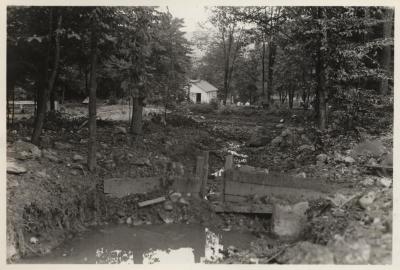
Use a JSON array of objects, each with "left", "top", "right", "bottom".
[{"left": 196, "top": 93, "right": 201, "bottom": 103}]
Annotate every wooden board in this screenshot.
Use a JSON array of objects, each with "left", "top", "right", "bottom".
[
  {"left": 224, "top": 180, "right": 326, "bottom": 203},
  {"left": 224, "top": 169, "right": 330, "bottom": 192},
  {"left": 212, "top": 203, "right": 272, "bottom": 214},
  {"left": 104, "top": 177, "right": 162, "bottom": 198}
]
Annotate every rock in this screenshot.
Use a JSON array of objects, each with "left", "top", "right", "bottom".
[
  {"left": 132, "top": 157, "right": 151, "bottom": 166},
  {"left": 343, "top": 156, "right": 356, "bottom": 164},
  {"left": 316, "top": 153, "right": 328, "bottom": 163},
  {"left": 279, "top": 119, "right": 284, "bottom": 123},
  {"left": 163, "top": 200, "right": 174, "bottom": 211},
  {"left": 367, "top": 158, "right": 378, "bottom": 166},
  {"left": 133, "top": 220, "right": 144, "bottom": 226},
  {"left": 96, "top": 153, "right": 103, "bottom": 159},
  {"left": 42, "top": 149, "right": 60, "bottom": 163},
  {"left": 281, "top": 128, "right": 292, "bottom": 137},
  {"left": 298, "top": 144, "right": 315, "bottom": 152},
  {"left": 72, "top": 154, "right": 84, "bottom": 162},
  {"left": 7, "top": 160, "right": 27, "bottom": 174},
  {"left": 361, "top": 177, "right": 375, "bottom": 187},
  {"left": 16, "top": 151, "right": 30, "bottom": 160},
  {"left": 377, "top": 177, "right": 392, "bottom": 188},
  {"left": 330, "top": 236, "right": 371, "bottom": 264},
  {"left": 169, "top": 192, "right": 182, "bottom": 202},
  {"left": 126, "top": 217, "right": 133, "bottom": 225},
  {"left": 271, "top": 136, "right": 283, "bottom": 146},
  {"left": 158, "top": 210, "right": 174, "bottom": 224},
  {"left": 295, "top": 172, "right": 307, "bottom": 178},
  {"left": 178, "top": 197, "right": 189, "bottom": 205},
  {"left": 276, "top": 123, "right": 284, "bottom": 128},
  {"left": 277, "top": 241, "right": 334, "bottom": 264},
  {"left": 353, "top": 140, "right": 387, "bottom": 158},
  {"left": 14, "top": 141, "right": 41, "bottom": 159},
  {"left": 359, "top": 191, "right": 376, "bottom": 209},
  {"left": 272, "top": 201, "right": 309, "bottom": 240},
  {"left": 328, "top": 193, "right": 353, "bottom": 207},
  {"left": 115, "top": 126, "right": 127, "bottom": 135},
  {"left": 70, "top": 170, "right": 78, "bottom": 176},
  {"left": 54, "top": 142, "right": 73, "bottom": 150},
  {"left": 247, "top": 134, "right": 271, "bottom": 147},
  {"left": 35, "top": 170, "right": 50, "bottom": 178},
  {"left": 29, "top": 236, "right": 39, "bottom": 244}
]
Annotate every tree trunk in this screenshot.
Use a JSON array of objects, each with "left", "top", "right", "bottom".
[
  {"left": 267, "top": 41, "right": 276, "bottom": 104},
  {"left": 315, "top": 8, "right": 327, "bottom": 130},
  {"left": 130, "top": 97, "right": 144, "bottom": 135},
  {"left": 31, "top": 11, "right": 62, "bottom": 145},
  {"left": 380, "top": 8, "right": 393, "bottom": 95},
  {"left": 224, "top": 32, "right": 233, "bottom": 105},
  {"left": 289, "top": 86, "right": 294, "bottom": 109},
  {"left": 261, "top": 39, "right": 266, "bottom": 98},
  {"left": 87, "top": 22, "right": 98, "bottom": 172}
]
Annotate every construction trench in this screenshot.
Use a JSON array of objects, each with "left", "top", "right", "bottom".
[
  {"left": 7, "top": 109, "right": 393, "bottom": 264},
  {"left": 13, "top": 149, "right": 335, "bottom": 264}
]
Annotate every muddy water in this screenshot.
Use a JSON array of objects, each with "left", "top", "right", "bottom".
[{"left": 20, "top": 224, "right": 257, "bottom": 264}]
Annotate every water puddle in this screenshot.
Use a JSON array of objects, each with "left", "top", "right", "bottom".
[{"left": 19, "top": 224, "right": 257, "bottom": 264}]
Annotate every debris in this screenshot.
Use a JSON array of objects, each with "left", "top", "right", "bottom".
[
  {"left": 78, "top": 120, "right": 88, "bottom": 130},
  {"left": 271, "top": 136, "right": 283, "bottom": 146},
  {"left": 54, "top": 142, "right": 73, "bottom": 150},
  {"left": 115, "top": 126, "right": 127, "bottom": 135},
  {"left": 72, "top": 154, "right": 84, "bottom": 162},
  {"left": 272, "top": 201, "right": 309, "bottom": 240},
  {"left": 138, "top": 196, "right": 166, "bottom": 208},
  {"left": 330, "top": 236, "right": 371, "bottom": 264},
  {"left": 298, "top": 144, "right": 315, "bottom": 152},
  {"left": 377, "top": 177, "right": 392, "bottom": 188},
  {"left": 316, "top": 153, "right": 328, "bottom": 163},
  {"left": 132, "top": 157, "right": 151, "bottom": 166},
  {"left": 169, "top": 192, "right": 182, "bottom": 202},
  {"left": 361, "top": 177, "right": 375, "bottom": 187},
  {"left": 279, "top": 119, "right": 284, "bottom": 123},
  {"left": 42, "top": 149, "right": 60, "bottom": 163},
  {"left": 276, "top": 123, "right": 284, "bottom": 128},
  {"left": 163, "top": 200, "right": 174, "bottom": 211},
  {"left": 212, "top": 202, "right": 272, "bottom": 214},
  {"left": 277, "top": 242, "right": 334, "bottom": 264},
  {"left": 7, "top": 160, "right": 27, "bottom": 174},
  {"left": 359, "top": 191, "right": 376, "bottom": 209}
]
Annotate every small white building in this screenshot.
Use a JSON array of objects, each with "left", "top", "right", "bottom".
[{"left": 188, "top": 80, "right": 218, "bottom": 104}]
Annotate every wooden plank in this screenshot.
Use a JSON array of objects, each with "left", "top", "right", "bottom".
[
  {"left": 200, "top": 151, "right": 209, "bottom": 198},
  {"left": 222, "top": 155, "right": 233, "bottom": 203},
  {"left": 225, "top": 180, "right": 326, "bottom": 203},
  {"left": 224, "top": 169, "right": 330, "bottom": 192},
  {"left": 212, "top": 203, "right": 272, "bottom": 214},
  {"left": 138, "top": 196, "right": 166, "bottom": 207},
  {"left": 103, "top": 177, "right": 161, "bottom": 198}
]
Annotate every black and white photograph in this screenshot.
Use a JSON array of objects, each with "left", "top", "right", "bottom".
[{"left": 4, "top": 1, "right": 396, "bottom": 265}]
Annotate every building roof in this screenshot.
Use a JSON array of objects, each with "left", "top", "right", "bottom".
[{"left": 190, "top": 79, "right": 218, "bottom": 93}]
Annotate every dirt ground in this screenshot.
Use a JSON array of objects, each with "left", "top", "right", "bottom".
[{"left": 6, "top": 103, "right": 393, "bottom": 264}]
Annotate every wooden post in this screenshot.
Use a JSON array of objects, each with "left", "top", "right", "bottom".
[
  {"left": 200, "top": 151, "right": 209, "bottom": 198},
  {"left": 222, "top": 155, "right": 233, "bottom": 202},
  {"left": 195, "top": 156, "right": 204, "bottom": 198}
]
